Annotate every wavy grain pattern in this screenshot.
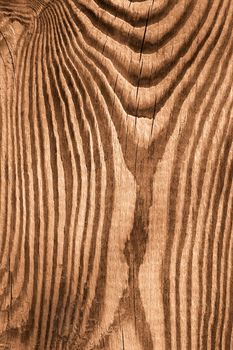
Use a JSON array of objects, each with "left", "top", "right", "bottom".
[{"left": 0, "top": 0, "right": 233, "bottom": 349}]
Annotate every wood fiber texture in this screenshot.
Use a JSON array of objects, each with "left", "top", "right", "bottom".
[{"left": 0, "top": 0, "right": 233, "bottom": 349}]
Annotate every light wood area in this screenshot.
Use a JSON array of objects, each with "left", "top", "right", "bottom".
[{"left": 0, "top": 0, "right": 233, "bottom": 349}]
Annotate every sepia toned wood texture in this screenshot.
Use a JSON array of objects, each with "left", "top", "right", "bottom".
[{"left": 0, "top": 0, "right": 233, "bottom": 349}]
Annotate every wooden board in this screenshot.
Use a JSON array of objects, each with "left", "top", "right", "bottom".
[{"left": 0, "top": 0, "right": 233, "bottom": 349}]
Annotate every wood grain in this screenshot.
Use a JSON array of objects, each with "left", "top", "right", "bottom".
[{"left": 0, "top": 0, "right": 233, "bottom": 349}]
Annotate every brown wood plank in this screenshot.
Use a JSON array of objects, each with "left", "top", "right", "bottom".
[{"left": 0, "top": 0, "right": 233, "bottom": 349}]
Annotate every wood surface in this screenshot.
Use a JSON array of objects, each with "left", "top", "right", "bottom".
[{"left": 0, "top": 0, "right": 233, "bottom": 349}]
